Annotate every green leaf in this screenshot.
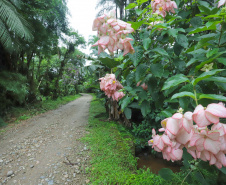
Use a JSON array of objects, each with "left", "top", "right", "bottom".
[
  {"left": 203, "top": 77, "right": 226, "bottom": 83},
  {"left": 135, "top": 64, "right": 147, "bottom": 82},
  {"left": 206, "top": 48, "right": 219, "bottom": 58},
  {"left": 138, "top": 0, "right": 148, "bottom": 5},
  {"left": 168, "top": 29, "right": 178, "bottom": 38},
  {"left": 143, "top": 38, "right": 151, "bottom": 50},
  {"left": 220, "top": 32, "right": 226, "bottom": 45},
  {"left": 160, "top": 110, "right": 173, "bottom": 118},
  {"left": 217, "top": 58, "right": 226, "bottom": 65},
  {"left": 199, "top": 94, "right": 226, "bottom": 102},
  {"left": 220, "top": 167, "right": 226, "bottom": 174},
  {"left": 121, "top": 96, "right": 132, "bottom": 110},
  {"left": 188, "top": 22, "right": 219, "bottom": 35},
  {"left": 176, "top": 34, "right": 188, "bottom": 48},
  {"left": 152, "top": 48, "right": 169, "bottom": 56},
  {"left": 192, "top": 69, "right": 225, "bottom": 86},
  {"left": 150, "top": 63, "right": 164, "bottom": 78},
  {"left": 171, "top": 92, "right": 195, "bottom": 100},
  {"left": 129, "top": 20, "right": 145, "bottom": 30},
  {"left": 128, "top": 102, "right": 140, "bottom": 109},
  {"left": 162, "top": 74, "right": 190, "bottom": 90},
  {"left": 199, "top": 5, "right": 211, "bottom": 15},
  {"left": 195, "top": 51, "right": 226, "bottom": 72},
  {"left": 186, "top": 58, "right": 198, "bottom": 67},
  {"left": 125, "top": 3, "right": 137, "bottom": 9},
  {"left": 174, "top": 42, "right": 183, "bottom": 56},
  {"left": 98, "top": 57, "right": 120, "bottom": 69},
  {"left": 190, "top": 17, "right": 203, "bottom": 28},
  {"left": 129, "top": 46, "right": 143, "bottom": 67},
  {"left": 195, "top": 37, "right": 214, "bottom": 50},
  {"left": 141, "top": 100, "right": 151, "bottom": 117},
  {"left": 136, "top": 9, "right": 143, "bottom": 15},
  {"left": 158, "top": 168, "right": 174, "bottom": 181},
  {"left": 124, "top": 107, "right": 132, "bottom": 119}
]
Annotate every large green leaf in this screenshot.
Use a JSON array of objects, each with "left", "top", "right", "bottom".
[
  {"left": 135, "top": 64, "right": 147, "bottom": 82},
  {"left": 195, "top": 51, "right": 226, "bottom": 72},
  {"left": 98, "top": 57, "right": 120, "bottom": 69},
  {"left": 162, "top": 74, "right": 190, "bottom": 90},
  {"left": 171, "top": 92, "right": 196, "bottom": 100},
  {"left": 217, "top": 58, "right": 226, "bottom": 65},
  {"left": 152, "top": 48, "right": 169, "bottom": 56},
  {"left": 192, "top": 69, "right": 225, "bottom": 86},
  {"left": 124, "top": 107, "right": 132, "bottom": 119},
  {"left": 199, "top": 94, "right": 226, "bottom": 102},
  {"left": 176, "top": 34, "right": 188, "bottom": 48},
  {"left": 143, "top": 38, "right": 151, "bottom": 50},
  {"left": 158, "top": 168, "right": 174, "bottom": 181},
  {"left": 186, "top": 58, "right": 198, "bottom": 67},
  {"left": 120, "top": 96, "right": 132, "bottom": 111},
  {"left": 141, "top": 100, "right": 151, "bottom": 117},
  {"left": 203, "top": 77, "right": 226, "bottom": 83},
  {"left": 125, "top": 3, "right": 137, "bottom": 9},
  {"left": 129, "top": 20, "right": 145, "bottom": 30},
  {"left": 190, "top": 17, "right": 203, "bottom": 28},
  {"left": 129, "top": 46, "right": 143, "bottom": 67},
  {"left": 150, "top": 63, "right": 164, "bottom": 78}
]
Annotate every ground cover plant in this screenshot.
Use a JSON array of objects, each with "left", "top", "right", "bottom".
[
  {"left": 89, "top": 0, "right": 226, "bottom": 184},
  {"left": 83, "top": 94, "right": 164, "bottom": 185}
]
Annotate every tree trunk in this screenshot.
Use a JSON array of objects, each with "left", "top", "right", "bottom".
[{"left": 52, "top": 51, "right": 68, "bottom": 100}]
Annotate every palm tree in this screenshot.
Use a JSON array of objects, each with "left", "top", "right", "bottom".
[{"left": 0, "top": 0, "right": 33, "bottom": 52}]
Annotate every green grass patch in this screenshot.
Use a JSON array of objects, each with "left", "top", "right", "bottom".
[
  {"left": 82, "top": 95, "right": 163, "bottom": 185},
  {"left": 2, "top": 94, "right": 81, "bottom": 126}
]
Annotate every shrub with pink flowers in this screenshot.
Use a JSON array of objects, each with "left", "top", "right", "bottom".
[{"left": 89, "top": 0, "right": 226, "bottom": 183}]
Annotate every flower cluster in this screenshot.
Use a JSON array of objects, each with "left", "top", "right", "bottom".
[
  {"left": 99, "top": 74, "right": 125, "bottom": 101},
  {"left": 148, "top": 103, "right": 226, "bottom": 169},
  {"left": 151, "top": 0, "right": 178, "bottom": 17},
  {"left": 92, "top": 10, "right": 135, "bottom": 56},
  {"left": 218, "top": 0, "right": 226, "bottom": 7}
]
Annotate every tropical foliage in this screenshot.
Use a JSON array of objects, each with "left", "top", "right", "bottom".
[{"left": 88, "top": 0, "right": 226, "bottom": 183}]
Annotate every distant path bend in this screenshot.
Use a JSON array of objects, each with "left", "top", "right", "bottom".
[{"left": 0, "top": 93, "right": 92, "bottom": 185}]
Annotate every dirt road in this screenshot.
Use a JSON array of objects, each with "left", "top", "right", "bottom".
[{"left": 0, "top": 94, "right": 92, "bottom": 185}]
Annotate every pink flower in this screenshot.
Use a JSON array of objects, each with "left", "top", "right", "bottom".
[
  {"left": 136, "top": 81, "right": 148, "bottom": 91},
  {"left": 193, "top": 103, "right": 226, "bottom": 127},
  {"left": 218, "top": 0, "right": 226, "bottom": 7},
  {"left": 99, "top": 73, "right": 124, "bottom": 101},
  {"left": 92, "top": 10, "right": 135, "bottom": 56},
  {"left": 112, "top": 91, "right": 125, "bottom": 101},
  {"left": 151, "top": 0, "right": 177, "bottom": 17},
  {"left": 190, "top": 129, "right": 221, "bottom": 155}
]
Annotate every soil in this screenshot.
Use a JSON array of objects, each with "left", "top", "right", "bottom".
[{"left": 0, "top": 94, "right": 92, "bottom": 185}]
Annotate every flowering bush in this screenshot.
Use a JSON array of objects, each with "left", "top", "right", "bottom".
[
  {"left": 99, "top": 73, "right": 125, "bottom": 101},
  {"left": 92, "top": 10, "right": 135, "bottom": 56},
  {"left": 148, "top": 103, "right": 226, "bottom": 169}
]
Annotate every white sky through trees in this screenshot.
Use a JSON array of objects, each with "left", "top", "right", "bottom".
[{"left": 67, "top": 0, "right": 99, "bottom": 55}]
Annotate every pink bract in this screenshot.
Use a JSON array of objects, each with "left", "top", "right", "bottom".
[{"left": 92, "top": 10, "right": 135, "bottom": 56}]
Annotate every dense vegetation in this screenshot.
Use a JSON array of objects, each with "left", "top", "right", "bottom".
[
  {"left": 86, "top": 0, "right": 226, "bottom": 184},
  {"left": 1, "top": 0, "right": 226, "bottom": 184},
  {"left": 0, "top": 0, "right": 86, "bottom": 121}
]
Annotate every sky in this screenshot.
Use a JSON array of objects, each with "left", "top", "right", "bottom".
[{"left": 66, "top": 0, "right": 100, "bottom": 55}]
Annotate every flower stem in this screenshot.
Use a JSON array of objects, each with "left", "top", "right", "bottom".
[{"left": 193, "top": 89, "right": 198, "bottom": 106}]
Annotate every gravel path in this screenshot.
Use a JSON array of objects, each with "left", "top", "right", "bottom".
[{"left": 0, "top": 94, "right": 92, "bottom": 185}]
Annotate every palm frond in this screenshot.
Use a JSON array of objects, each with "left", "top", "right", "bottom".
[
  {"left": 0, "top": 0, "right": 33, "bottom": 51},
  {"left": 0, "top": 20, "right": 13, "bottom": 51}
]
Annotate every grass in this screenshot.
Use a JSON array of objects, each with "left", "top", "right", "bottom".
[
  {"left": 1, "top": 94, "right": 81, "bottom": 127},
  {"left": 82, "top": 95, "right": 163, "bottom": 185}
]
